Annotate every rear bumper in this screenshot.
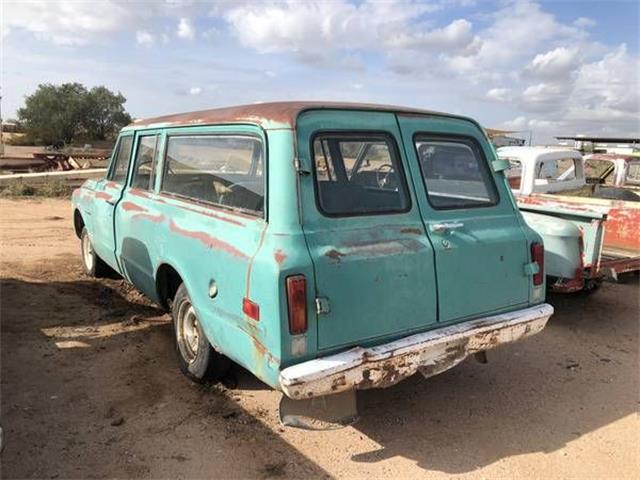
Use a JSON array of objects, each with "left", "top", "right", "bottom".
[{"left": 279, "top": 303, "right": 553, "bottom": 399}]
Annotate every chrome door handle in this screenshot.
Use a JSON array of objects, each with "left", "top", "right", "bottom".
[{"left": 429, "top": 222, "right": 464, "bottom": 233}]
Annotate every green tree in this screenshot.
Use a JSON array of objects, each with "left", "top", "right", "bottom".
[
  {"left": 17, "top": 83, "right": 132, "bottom": 145},
  {"left": 83, "top": 86, "right": 132, "bottom": 141},
  {"left": 18, "top": 83, "right": 88, "bottom": 145}
]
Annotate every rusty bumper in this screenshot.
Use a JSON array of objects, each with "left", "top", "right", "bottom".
[{"left": 279, "top": 304, "right": 554, "bottom": 400}]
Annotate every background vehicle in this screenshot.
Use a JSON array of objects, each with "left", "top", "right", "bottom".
[
  {"left": 500, "top": 147, "right": 640, "bottom": 287},
  {"left": 583, "top": 153, "right": 640, "bottom": 199},
  {"left": 72, "top": 102, "right": 553, "bottom": 426}
]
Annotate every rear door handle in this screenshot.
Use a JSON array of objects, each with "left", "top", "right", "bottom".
[{"left": 429, "top": 222, "right": 464, "bottom": 233}]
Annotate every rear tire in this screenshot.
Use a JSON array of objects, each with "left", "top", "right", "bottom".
[
  {"left": 80, "top": 227, "right": 111, "bottom": 278},
  {"left": 172, "top": 283, "right": 231, "bottom": 383}
]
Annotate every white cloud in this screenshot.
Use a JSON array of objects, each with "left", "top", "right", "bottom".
[
  {"left": 446, "top": 0, "right": 584, "bottom": 73},
  {"left": 521, "top": 82, "right": 571, "bottom": 112},
  {"left": 486, "top": 87, "right": 511, "bottom": 102},
  {"left": 3, "top": 0, "right": 638, "bottom": 142},
  {"left": 502, "top": 116, "right": 528, "bottom": 130},
  {"left": 387, "top": 19, "right": 478, "bottom": 52},
  {"left": 3, "top": 0, "right": 132, "bottom": 45},
  {"left": 573, "top": 17, "right": 596, "bottom": 29},
  {"left": 177, "top": 17, "right": 195, "bottom": 40},
  {"left": 224, "top": 0, "right": 451, "bottom": 57},
  {"left": 527, "top": 47, "right": 581, "bottom": 79},
  {"left": 500, "top": 44, "right": 639, "bottom": 139},
  {"left": 136, "top": 30, "right": 155, "bottom": 47},
  {"left": 566, "top": 45, "right": 639, "bottom": 124}
]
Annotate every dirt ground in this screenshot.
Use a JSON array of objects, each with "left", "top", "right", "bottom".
[{"left": 1, "top": 198, "right": 638, "bottom": 479}]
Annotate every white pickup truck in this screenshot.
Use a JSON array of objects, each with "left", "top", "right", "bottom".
[{"left": 498, "top": 147, "right": 640, "bottom": 292}]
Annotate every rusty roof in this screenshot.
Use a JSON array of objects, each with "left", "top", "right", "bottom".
[{"left": 127, "top": 101, "right": 464, "bottom": 131}]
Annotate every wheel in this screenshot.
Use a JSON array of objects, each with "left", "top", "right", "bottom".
[
  {"left": 172, "top": 283, "right": 231, "bottom": 383},
  {"left": 80, "top": 227, "right": 111, "bottom": 277}
]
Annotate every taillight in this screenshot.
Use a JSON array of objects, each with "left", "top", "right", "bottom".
[
  {"left": 286, "top": 275, "right": 307, "bottom": 335},
  {"left": 531, "top": 242, "right": 544, "bottom": 286},
  {"left": 242, "top": 297, "right": 260, "bottom": 321}
]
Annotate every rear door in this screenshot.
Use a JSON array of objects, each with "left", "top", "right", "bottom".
[
  {"left": 297, "top": 110, "right": 438, "bottom": 351},
  {"left": 398, "top": 116, "right": 531, "bottom": 322}
]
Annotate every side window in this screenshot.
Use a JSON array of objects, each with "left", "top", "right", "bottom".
[
  {"left": 312, "top": 134, "right": 410, "bottom": 216},
  {"left": 161, "top": 135, "right": 264, "bottom": 216},
  {"left": 131, "top": 135, "right": 159, "bottom": 190},
  {"left": 108, "top": 135, "right": 134, "bottom": 184},
  {"left": 415, "top": 137, "right": 498, "bottom": 209},
  {"left": 535, "top": 158, "right": 577, "bottom": 184},
  {"left": 504, "top": 158, "right": 523, "bottom": 190},
  {"left": 627, "top": 161, "right": 640, "bottom": 185}
]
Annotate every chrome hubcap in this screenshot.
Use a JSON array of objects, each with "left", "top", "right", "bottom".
[
  {"left": 178, "top": 302, "right": 200, "bottom": 363},
  {"left": 82, "top": 234, "right": 94, "bottom": 271}
]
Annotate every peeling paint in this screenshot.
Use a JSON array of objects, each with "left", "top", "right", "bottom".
[
  {"left": 325, "top": 249, "right": 346, "bottom": 262},
  {"left": 94, "top": 191, "right": 113, "bottom": 201},
  {"left": 127, "top": 101, "right": 449, "bottom": 131},
  {"left": 158, "top": 193, "right": 249, "bottom": 226},
  {"left": 168, "top": 220, "right": 248, "bottom": 260},
  {"left": 325, "top": 239, "right": 424, "bottom": 261},
  {"left": 274, "top": 249, "right": 287, "bottom": 265},
  {"left": 120, "top": 201, "right": 147, "bottom": 213},
  {"left": 279, "top": 304, "right": 553, "bottom": 399},
  {"left": 128, "top": 188, "right": 154, "bottom": 200},
  {"left": 132, "top": 213, "right": 165, "bottom": 224}
]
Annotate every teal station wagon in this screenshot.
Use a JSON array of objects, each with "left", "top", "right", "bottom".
[{"left": 72, "top": 102, "right": 553, "bottom": 425}]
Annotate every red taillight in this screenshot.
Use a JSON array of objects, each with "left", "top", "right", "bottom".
[
  {"left": 531, "top": 242, "right": 544, "bottom": 286},
  {"left": 286, "top": 275, "right": 307, "bottom": 335},
  {"left": 243, "top": 297, "right": 260, "bottom": 321}
]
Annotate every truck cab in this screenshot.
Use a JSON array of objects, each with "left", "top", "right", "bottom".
[{"left": 500, "top": 146, "right": 640, "bottom": 288}]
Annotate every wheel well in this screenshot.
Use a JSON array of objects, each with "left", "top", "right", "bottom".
[
  {"left": 156, "top": 264, "right": 183, "bottom": 310},
  {"left": 73, "top": 210, "right": 85, "bottom": 238}
]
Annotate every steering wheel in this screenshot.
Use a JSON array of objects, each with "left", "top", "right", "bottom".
[
  {"left": 218, "top": 183, "right": 244, "bottom": 206},
  {"left": 375, "top": 164, "right": 394, "bottom": 188}
]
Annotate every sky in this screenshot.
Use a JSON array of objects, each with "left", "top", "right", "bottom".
[{"left": 1, "top": 0, "right": 639, "bottom": 144}]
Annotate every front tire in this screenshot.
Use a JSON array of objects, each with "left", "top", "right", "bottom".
[
  {"left": 172, "top": 283, "right": 230, "bottom": 383},
  {"left": 80, "top": 227, "right": 111, "bottom": 277}
]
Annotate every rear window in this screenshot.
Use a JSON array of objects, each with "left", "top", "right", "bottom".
[
  {"left": 311, "top": 133, "right": 410, "bottom": 216},
  {"left": 535, "top": 158, "right": 578, "bottom": 184},
  {"left": 414, "top": 136, "right": 498, "bottom": 209},
  {"left": 161, "top": 135, "right": 264, "bottom": 216}
]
